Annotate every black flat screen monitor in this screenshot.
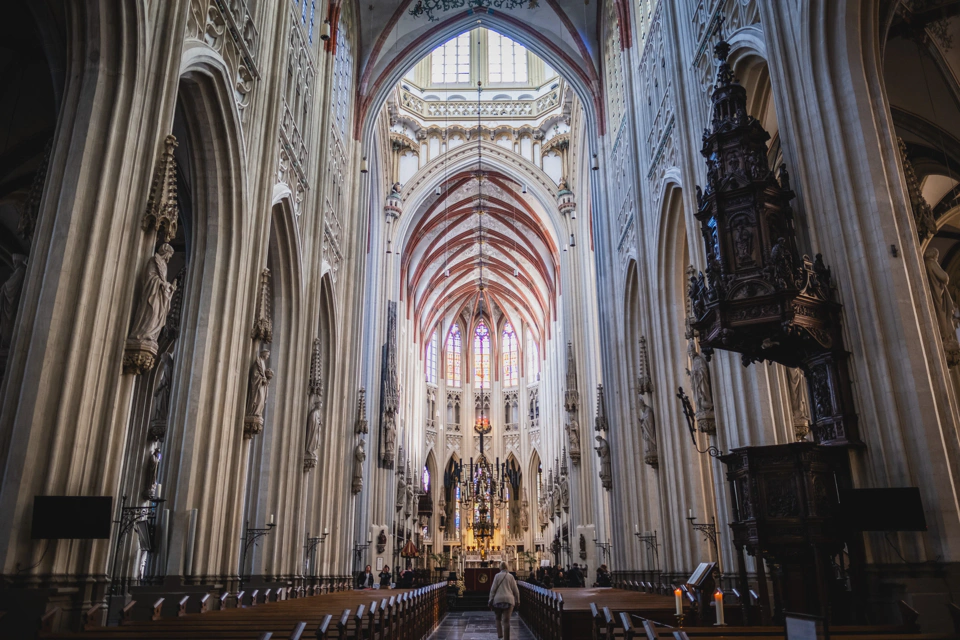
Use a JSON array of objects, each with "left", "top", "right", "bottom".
[
  {"left": 31, "top": 496, "right": 113, "bottom": 539},
  {"left": 839, "top": 487, "right": 926, "bottom": 532}
]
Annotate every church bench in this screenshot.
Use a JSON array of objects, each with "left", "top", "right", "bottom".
[{"left": 83, "top": 603, "right": 105, "bottom": 629}]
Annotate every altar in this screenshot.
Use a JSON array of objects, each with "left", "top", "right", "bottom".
[{"left": 464, "top": 567, "right": 498, "bottom": 592}]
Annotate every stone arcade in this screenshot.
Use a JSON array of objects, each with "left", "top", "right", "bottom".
[{"left": 0, "top": 0, "right": 959, "bottom": 637}]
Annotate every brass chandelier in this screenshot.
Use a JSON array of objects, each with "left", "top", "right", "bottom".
[{"left": 410, "top": 0, "right": 539, "bottom": 22}]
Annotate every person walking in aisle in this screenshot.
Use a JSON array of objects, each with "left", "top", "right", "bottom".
[{"left": 488, "top": 561, "right": 521, "bottom": 640}]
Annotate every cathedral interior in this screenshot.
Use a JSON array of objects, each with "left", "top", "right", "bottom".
[{"left": 2, "top": 0, "right": 960, "bottom": 637}]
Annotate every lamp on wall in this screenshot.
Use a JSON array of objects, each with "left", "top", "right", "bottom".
[
  {"left": 522, "top": 184, "right": 527, "bottom": 194},
  {"left": 320, "top": 19, "right": 331, "bottom": 41},
  {"left": 360, "top": 157, "right": 369, "bottom": 174},
  {"left": 591, "top": 154, "right": 599, "bottom": 171}
]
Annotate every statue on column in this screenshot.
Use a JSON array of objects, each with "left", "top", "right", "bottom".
[
  {"left": 557, "top": 472, "right": 570, "bottom": 512},
  {"left": 405, "top": 481, "right": 416, "bottom": 518},
  {"left": 786, "top": 367, "right": 810, "bottom": 441},
  {"left": 243, "top": 348, "right": 273, "bottom": 439},
  {"left": 0, "top": 254, "right": 27, "bottom": 349},
  {"left": 520, "top": 498, "right": 529, "bottom": 531},
  {"left": 565, "top": 417, "right": 581, "bottom": 464},
  {"left": 688, "top": 339, "right": 716, "bottom": 434},
  {"left": 382, "top": 413, "right": 397, "bottom": 465},
  {"left": 124, "top": 244, "right": 177, "bottom": 374},
  {"left": 638, "top": 395, "right": 658, "bottom": 468},
  {"left": 352, "top": 439, "right": 366, "bottom": 494},
  {"left": 595, "top": 435, "right": 611, "bottom": 490},
  {"left": 148, "top": 352, "right": 174, "bottom": 442},
  {"left": 924, "top": 247, "right": 960, "bottom": 367},
  {"left": 538, "top": 495, "right": 549, "bottom": 528},
  {"left": 303, "top": 393, "right": 322, "bottom": 471},
  {"left": 142, "top": 447, "right": 161, "bottom": 501},
  {"left": 396, "top": 472, "right": 406, "bottom": 512}
]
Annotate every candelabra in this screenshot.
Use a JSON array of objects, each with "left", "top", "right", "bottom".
[
  {"left": 239, "top": 518, "right": 276, "bottom": 592},
  {"left": 303, "top": 527, "right": 329, "bottom": 576},
  {"left": 686, "top": 513, "right": 722, "bottom": 580},
  {"left": 634, "top": 529, "right": 660, "bottom": 574},
  {"left": 110, "top": 495, "right": 164, "bottom": 596}
]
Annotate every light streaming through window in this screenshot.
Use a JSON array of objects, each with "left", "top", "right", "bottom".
[
  {"left": 502, "top": 322, "right": 519, "bottom": 386},
  {"left": 446, "top": 324, "right": 462, "bottom": 387},
  {"left": 431, "top": 34, "right": 471, "bottom": 84},
  {"left": 488, "top": 32, "right": 528, "bottom": 83},
  {"left": 474, "top": 321, "right": 491, "bottom": 389}
]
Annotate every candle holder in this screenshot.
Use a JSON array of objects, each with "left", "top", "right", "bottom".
[
  {"left": 686, "top": 514, "right": 723, "bottom": 581},
  {"left": 238, "top": 519, "right": 276, "bottom": 592},
  {"left": 303, "top": 529, "right": 329, "bottom": 576},
  {"left": 633, "top": 530, "right": 660, "bottom": 574},
  {"left": 674, "top": 613, "right": 685, "bottom": 628},
  {"left": 110, "top": 495, "right": 165, "bottom": 596}
]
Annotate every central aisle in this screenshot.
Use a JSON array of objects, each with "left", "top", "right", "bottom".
[{"left": 430, "top": 611, "right": 534, "bottom": 640}]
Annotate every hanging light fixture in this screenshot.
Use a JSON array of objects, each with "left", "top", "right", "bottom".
[
  {"left": 319, "top": 19, "right": 331, "bottom": 41},
  {"left": 522, "top": 184, "right": 527, "bottom": 194},
  {"left": 360, "top": 157, "right": 369, "bottom": 174},
  {"left": 592, "top": 154, "right": 599, "bottom": 171},
  {"left": 570, "top": 233, "right": 576, "bottom": 247},
  {"left": 435, "top": 185, "right": 442, "bottom": 196}
]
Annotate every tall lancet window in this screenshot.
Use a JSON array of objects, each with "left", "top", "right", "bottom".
[
  {"left": 446, "top": 324, "right": 462, "bottom": 387},
  {"left": 426, "top": 330, "right": 438, "bottom": 384},
  {"left": 526, "top": 329, "right": 540, "bottom": 380},
  {"left": 474, "top": 320, "right": 491, "bottom": 389},
  {"left": 502, "top": 322, "right": 519, "bottom": 387}
]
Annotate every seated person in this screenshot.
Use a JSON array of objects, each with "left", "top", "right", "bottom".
[
  {"left": 357, "top": 564, "right": 375, "bottom": 589},
  {"left": 379, "top": 565, "right": 392, "bottom": 587}
]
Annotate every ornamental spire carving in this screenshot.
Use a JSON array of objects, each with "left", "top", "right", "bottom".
[
  {"left": 897, "top": 137, "right": 937, "bottom": 242},
  {"left": 595, "top": 384, "right": 608, "bottom": 433},
  {"left": 251, "top": 268, "right": 273, "bottom": 343},
  {"left": 688, "top": 29, "right": 859, "bottom": 447},
  {"left": 637, "top": 337, "right": 653, "bottom": 394},
  {"left": 309, "top": 337, "right": 323, "bottom": 397},
  {"left": 381, "top": 302, "right": 399, "bottom": 467},
  {"left": 355, "top": 388, "right": 369, "bottom": 434},
  {"left": 142, "top": 135, "right": 180, "bottom": 243},
  {"left": 564, "top": 342, "right": 579, "bottom": 412}
]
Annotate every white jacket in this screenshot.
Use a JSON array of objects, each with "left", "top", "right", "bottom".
[{"left": 488, "top": 571, "right": 520, "bottom": 607}]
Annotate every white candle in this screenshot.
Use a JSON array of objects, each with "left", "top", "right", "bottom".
[
  {"left": 634, "top": 524, "right": 639, "bottom": 533},
  {"left": 156, "top": 483, "right": 162, "bottom": 499},
  {"left": 714, "top": 589, "right": 725, "bottom": 625},
  {"left": 323, "top": 526, "right": 329, "bottom": 535},
  {"left": 367, "top": 532, "right": 372, "bottom": 543},
  {"left": 269, "top": 513, "right": 275, "bottom": 525},
  {"left": 674, "top": 588, "right": 682, "bottom": 615},
  {"left": 688, "top": 509, "right": 693, "bottom": 519}
]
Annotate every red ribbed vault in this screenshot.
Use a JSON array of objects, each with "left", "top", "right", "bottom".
[{"left": 401, "top": 169, "right": 560, "bottom": 345}]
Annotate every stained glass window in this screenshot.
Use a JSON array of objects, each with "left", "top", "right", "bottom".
[
  {"left": 446, "top": 324, "right": 462, "bottom": 387},
  {"left": 426, "top": 330, "right": 438, "bottom": 384},
  {"left": 474, "top": 321, "right": 491, "bottom": 389},
  {"left": 431, "top": 33, "right": 471, "bottom": 84},
  {"left": 488, "top": 32, "right": 528, "bottom": 83},
  {"left": 455, "top": 486, "right": 461, "bottom": 532},
  {"left": 502, "top": 322, "right": 519, "bottom": 386}
]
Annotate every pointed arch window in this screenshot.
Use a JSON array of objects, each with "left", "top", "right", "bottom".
[
  {"left": 446, "top": 325, "right": 462, "bottom": 387},
  {"left": 426, "top": 329, "right": 438, "bottom": 384},
  {"left": 474, "top": 320, "right": 491, "bottom": 389},
  {"left": 502, "top": 322, "right": 519, "bottom": 387},
  {"left": 422, "top": 466, "right": 431, "bottom": 493}
]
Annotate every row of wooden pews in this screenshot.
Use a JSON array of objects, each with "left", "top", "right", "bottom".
[
  {"left": 517, "top": 582, "right": 563, "bottom": 640},
  {"left": 40, "top": 582, "right": 447, "bottom": 640}
]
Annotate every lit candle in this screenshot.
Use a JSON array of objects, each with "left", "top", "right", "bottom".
[
  {"left": 269, "top": 513, "right": 275, "bottom": 525},
  {"left": 714, "top": 589, "right": 725, "bottom": 625},
  {"left": 674, "top": 588, "right": 682, "bottom": 615}
]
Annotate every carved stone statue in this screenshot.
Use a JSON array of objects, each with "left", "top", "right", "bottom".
[
  {"left": 148, "top": 352, "right": 174, "bottom": 442},
  {"left": 303, "top": 393, "right": 322, "bottom": 471},
  {"left": 243, "top": 349, "right": 273, "bottom": 439},
  {"left": 538, "top": 495, "right": 549, "bottom": 528},
  {"left": 595, "top": 435, "right": 611, "bottom": 490},
  {"left": 405, "top": 482, "right": 416, "bottom": 518},
  {"left": 0, "top": 254, "right": 27, "bottom": 349},
  {"left": 382, "top": 413, "right": 397, "bottom": 465},
  {"left": 520, "top": 498, "right": 529, "bottom": 531},
  {"left": 638, "top": 395, "right": 658, "bottom": 467},
  {"left": 565, "top": 416, "right": 582, "bottom": 464},
  {"left": 786, "top": 367, "right": 810, "bottom": 441},
  {"left": 579, "top": 534, "right": 587, "bottom": 561},
  {"left": 142, "top": 447, "right": 161, "bottom": 501},
  {"left": 688, "top": 340, "right": 716, "bottom": 434},
  {"left": 352, "top": 439, "right": 365, "bottom": 494},
  {"left": 124, "top": 244, "right": 177, "bottom": 374},
  {"left": 396, "top": 473, "right": 406, "bottom": 512},
  {"left": 557, "top": 473, "right": 569, "bottom": 512},
  {"left": 924, "top": 247, "right": 960, "bottom": 367}
]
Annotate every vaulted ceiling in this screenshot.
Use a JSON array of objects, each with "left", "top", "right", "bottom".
[
  {"left": 351, "top": 0, "right": 611, "bottom": 136},
  {"left": 400, "top": 167, "right": 559, "bottom": 344}
]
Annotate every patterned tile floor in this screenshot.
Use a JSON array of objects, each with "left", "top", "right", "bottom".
[{"left": 428, "top": 611, "right": 535, "bottom": 640}]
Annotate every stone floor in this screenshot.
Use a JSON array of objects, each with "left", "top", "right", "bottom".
[{"left": 428, "top": 611, "right": 535, "bottom": 640}]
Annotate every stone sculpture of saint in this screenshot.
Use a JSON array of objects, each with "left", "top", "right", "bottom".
[
  {"left": 128, "top": 244, "right": 176, "bottom": 344},
  {"left": 304, "top": 394, "right": 322, "bottom": 470},
  {"left": 595, "top": 435, "right": 611, "bottom": 490},
  {"left": 142, "top": 447, "right": 161, "bottom": 501},
  {"left": 352, "top": 439, "right": 365, "bottom": 494},
  {"left": 557, "top": 473, "right": 570, "bottom": 511},
  {"left": 520, "top": 499, "right": 529, "bottom": 531},
  {"left": 382, "top": 413, "right": 397, "bottom": 464},
  {"left": 395, "top": 473, "right": 405, "bottom": 512},
  {"left": 688, "top": 340, "right": 716, "bottom": 433},
  {"left": 243, "top": 349, "right": 273, "bottom": 438},
  {"left": 787, "top": 367, "right": 810, "bottom": 440},
  {"left": 924, "top": 247, "right": 960, "bottom": 365},
  {"left": 565, "top": 417, "right": 581, "bottom": 459},
  {"left": 0, "top": 254, "right": 27, "bottom": 348},
  {"left": 405, "top": 481, "right": 416, "bottom": 518},
  {"left": 637, "top": 395, "right": 658, "bottom": 465}
]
